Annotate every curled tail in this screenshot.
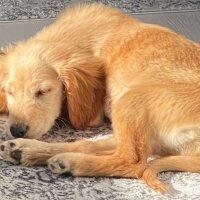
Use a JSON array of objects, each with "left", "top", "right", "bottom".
[{"left": 142, "top": 156, "right": 200, "bottom": 194}]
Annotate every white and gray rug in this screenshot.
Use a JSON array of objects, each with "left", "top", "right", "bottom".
[
  {"left": 1, "top": 114, "right": 200, "bottom": 200},
  {"left": 0, "top": 1, "right": 200, "bottom": 200}
]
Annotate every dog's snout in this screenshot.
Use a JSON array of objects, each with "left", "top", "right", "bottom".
[{"left": 10, "top": 123, "right": 29, "bottom": 138}]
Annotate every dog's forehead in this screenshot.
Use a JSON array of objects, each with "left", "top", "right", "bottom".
[
  {"left": 7, "top": 63, "right": 58, "bottom": 91},
  {"left": 8, "top": 58, "right": 54, "bottom": 77},
  {"left": 5, "top": 45, "right": 58, "bottom": 90},
  {"left": 6, "top": 74, "right": 39, "bottom": 91},
  {"left": 8, "top": 65, "right": 38, "bottom": 85}
]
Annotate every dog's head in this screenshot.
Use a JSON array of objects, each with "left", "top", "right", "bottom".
[{"left": 0, "top": 41, "right": 105, "bottom": 139}]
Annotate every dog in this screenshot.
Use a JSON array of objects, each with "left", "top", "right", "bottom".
[{"left": 0, "top": 3, "right": 200, "bottom": 193}]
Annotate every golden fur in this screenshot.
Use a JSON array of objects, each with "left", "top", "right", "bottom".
[{"left": 0, "top": 3, "right": 200, "bottom": 193}]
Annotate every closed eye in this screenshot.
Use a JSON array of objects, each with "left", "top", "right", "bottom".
[
  {"left": 7, "top": 91, "right": 14, "bottom": 96},
  {"left": 35, "top": 88, "right": 51, "bottom": 97},
  {"left": 5, "top": 88, "right": 14, "bottom": 96}
]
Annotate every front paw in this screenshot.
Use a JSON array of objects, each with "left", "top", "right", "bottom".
[
  {"left": 0, "top": 139, "right": 27, "bottom": 164},
  {"left": 47, "top": 153, "right": 82, "bottom": 175},
  {"left": 0, "top": 138, "right": 46, "bottom": 166},
  {"left": 48, "top": 153, "right": 72, "bottom": 174}
]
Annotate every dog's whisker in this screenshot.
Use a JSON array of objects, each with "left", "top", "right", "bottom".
[
  {"left": 58, "top": 118, "right": 69, "bottom": 126},
  {"left": 53, "top": 121, "right": 60, "bottom": 130},
  {"left": 55, "top": 117, "right": 70, "bottom": 129},
  {"left": 58, "top": 116, "right": 70, "bottom": 124}
]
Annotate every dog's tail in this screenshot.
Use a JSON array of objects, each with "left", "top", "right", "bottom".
[
  {"left": 148, "top": 156, "right": 200, "bottom": 173},
  {"left": 142, "top": 156, "right": 200, "bottom": 194}
]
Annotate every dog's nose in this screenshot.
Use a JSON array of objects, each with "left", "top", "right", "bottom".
[{"left": 10, "top": 123, "right": 29, "bottom": 138}]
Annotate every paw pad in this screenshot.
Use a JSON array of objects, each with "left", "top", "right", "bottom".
[
  {"left": 48, "top": 158, "right": 71, "bottom": 174},
  {"left": 11, "top": 149, "right": 22, "bottom": 162},
  {"left": 9, "top": 142, "right": 16, "bottom": 147},
  {"left": 0, "top": 145, "right": 5, "bottom": 151},
  {"left": 59, "top": 163, "right": 66, "bottom": 169}
]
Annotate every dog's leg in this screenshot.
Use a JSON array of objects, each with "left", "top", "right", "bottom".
[
  {"left": 47, "top": 92, "right": 157, "bottom": 183},
  {"left": 0, "top": 136, "right": 116, "bottom": 165}
]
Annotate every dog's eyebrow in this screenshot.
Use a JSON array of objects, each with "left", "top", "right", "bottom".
[{"left": 38, "top": 83, "right": 53, "bottom": 91}]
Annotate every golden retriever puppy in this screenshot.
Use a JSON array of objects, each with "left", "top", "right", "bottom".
[{"left": 0, "top": 3, "right": 200, "bottom": 193}]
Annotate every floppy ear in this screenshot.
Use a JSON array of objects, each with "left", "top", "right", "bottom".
[
  {"left": 57, "top": 54, "right": 105, "bottom": 129},
  {"left": 0, "top": 45, "right": 13, "bottom": 113},
  {"left": 0, "top": 91, "right": 7, "bottom": 113}
]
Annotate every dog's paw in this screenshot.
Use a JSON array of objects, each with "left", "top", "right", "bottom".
[
  {"left": 47, "top": 153, "right": 71, "bottom": 174},
  {"left": 48, "top": 153, "right": 73, "bottom": 174},
  {"left": 0, "top": 138, "right": 46, "bottom": 166}
]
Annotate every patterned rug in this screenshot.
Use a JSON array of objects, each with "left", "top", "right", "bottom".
[
  {"left": 1, "top": 0, "right": 200, "bottom": 200},
  {"left": 1, "top": 114, "right": 200, "bottom": 200},
  {"left": 1, "top": 113, "right": 200, "bottom": 200}
]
